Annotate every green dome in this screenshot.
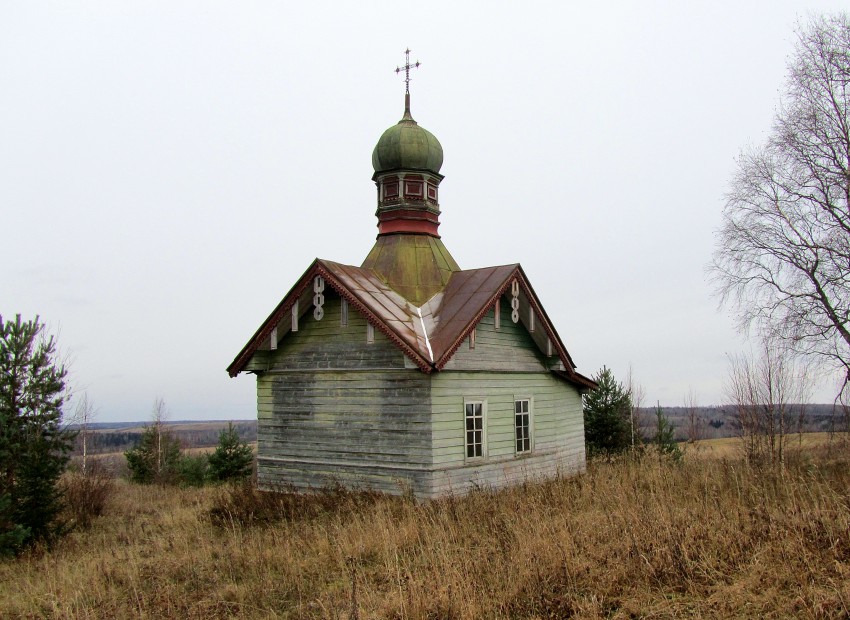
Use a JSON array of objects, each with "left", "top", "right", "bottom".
[{"left": 372, "top": 116, "right": 443, "bottom": 174}]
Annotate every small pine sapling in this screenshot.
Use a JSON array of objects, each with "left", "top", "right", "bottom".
[
  {"left": 653, "top": 403, "right": 683, "bottom": 463},
  {"left": 208, "top": 422, "right": 253, "bottom": 482}
]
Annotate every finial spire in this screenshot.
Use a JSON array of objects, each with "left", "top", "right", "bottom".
[{"left": 395, "top": 48, "right": 420, "bottom": 120}]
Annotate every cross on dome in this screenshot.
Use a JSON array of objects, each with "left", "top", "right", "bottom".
[{"left": 395, "top": 48, "right": 420, "bottom": 95}]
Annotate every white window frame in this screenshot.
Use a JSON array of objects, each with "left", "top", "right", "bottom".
[
  {"left": 514, "top": 397, "right": 533, "bottom": 455},
  {"left": 463, "top": 398, "right": 487, "bottom": 460}
]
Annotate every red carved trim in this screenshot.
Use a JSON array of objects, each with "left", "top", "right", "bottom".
[
  {"left": 435, "top": 274, "right": 518, "bottom": 371},
  {"left": 378, "top": 219, "right": 440, "bottom": 236},
  {"left": 404, "top": 180, "right": 424, "bottom": 198},
  {"left": 379, "top": 209, "right": 439, "bottom": 222},
  {"left": 434, "top": 267, "right": 580, "bottom": 382},
  {"left": 316, "top": 265, "right": 433, "bottom": 373},
  {"left": 227, "top": 262, "right": 317, "bottom": 376}
]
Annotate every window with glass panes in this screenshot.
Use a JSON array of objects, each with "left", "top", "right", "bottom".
[
  {"left": 465, "top": 402, "right": 484, "bottom": 458},
  {"left": 515, "top": 399, "right": 531, "bottom": 453}
]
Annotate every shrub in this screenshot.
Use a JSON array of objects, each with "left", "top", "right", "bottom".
[
  {"left": 177, "top": 454, "right": 209, "bottom": 487},
  {"left": 653, "top": 405, "right": 683, "bottom": 462},
  {"left": 60, "top": 464, "right": 114, "bottom": 529},
  {"left": 125, "top": 425, "right": 182, "bottom": 484},
  {"left": 583, "top": 366, "right": 633, "bottom": 457}
]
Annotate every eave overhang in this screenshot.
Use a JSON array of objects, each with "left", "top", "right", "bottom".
[
  {"left": 226, "top": 259, "right": 432, "bottom": 377},
  {"left": 227, "top": 260, "right": 596, "bottom": 391}
]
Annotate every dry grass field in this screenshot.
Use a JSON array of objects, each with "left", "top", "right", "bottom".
[
  {"left": 686, "top": 431, "right": 837, "bottom": 459},
  {"left": 1, "top": 439, "right": 849, "bottom": 619}
]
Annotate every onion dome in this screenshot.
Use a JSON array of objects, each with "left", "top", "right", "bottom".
[
  {"left": 372, "top": 96, "right": 443, "bottom": 174},
  {"left": 364, "top": 91, "right": 459, "bottom": 305}
]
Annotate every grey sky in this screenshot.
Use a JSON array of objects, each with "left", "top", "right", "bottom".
[{"left": 1, "top": 1, "right": 845, "bottom": 422}]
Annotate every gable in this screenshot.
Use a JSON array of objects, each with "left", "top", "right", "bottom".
[
  {"left": 228, "top": 258, "right": 596, "bottom": 390},
  {"left": 245, "top": 291, "right": 406, "bottom": 373},
  {"left": 441, "top": 296, "right": 555, "bottom": 372}
]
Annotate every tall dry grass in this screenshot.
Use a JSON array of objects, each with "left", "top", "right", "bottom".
[{"left": 0, "top": 445, "right": 848, "bottom": 619}]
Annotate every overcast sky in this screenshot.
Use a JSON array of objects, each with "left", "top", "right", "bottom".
[{"left": 2, "top": 1, "right": 847, "bottom": 422}]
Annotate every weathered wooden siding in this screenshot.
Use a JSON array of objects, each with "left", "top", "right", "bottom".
[
  {"left": 251, "top": 290, "right": 586, "bottom": 498},
  {"left": 267, "top": 292, "right": 407, "bottom": 372},
  {"left": 255, "top": 293, "right": 432, "bottom": 495},
  {"left": 441, "top": 298, "right": 551, "bottom": 372},
  {"left": 428, "top": 371, "right": 585, "bottom": 495},
  {"left": 428, "top": 299, "right": 585, "bottom": 496}
]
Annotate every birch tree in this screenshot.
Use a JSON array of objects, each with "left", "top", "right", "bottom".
[
  {"left": 711, "top": 13, "right": 850, "bottom": 400},
  {"left": 725, "top": 343, "right": 811, "bottom": 469},
  {"left": 71, "top": 393, "right": 96, "bottom": 475}
]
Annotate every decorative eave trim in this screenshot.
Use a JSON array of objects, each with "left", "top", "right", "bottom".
[
  {"left": 227, "top": 259, "right": 433, "bottom": 378},
  {"left": 228, "top": 260, "right": 592, "bottom": 386},
  {"left": 227, "top": 259, "right": 320, "bottom": 377},
  {"left": 314, "top": 263, "right": 433, "bottom": 374},
  {"left": 513, "top": 264, "right": 578, "bottom": 371},
  {"left": 434, "top": 268, "right": 522, "bottom": 371},
  {"left": 433, "top": 265, "right": 586, "bottom": 386}
]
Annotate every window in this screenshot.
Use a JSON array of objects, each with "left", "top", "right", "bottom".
[
  {"left": 465, "top": 402, "right": 484, "bottom": 458},
  {"left": 515, "top": 399, "right": 531, "bottom": 453}
]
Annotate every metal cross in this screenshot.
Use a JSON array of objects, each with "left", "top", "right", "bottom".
[{"left": 395, "top": 48, "right": 420, "bottom": 94}]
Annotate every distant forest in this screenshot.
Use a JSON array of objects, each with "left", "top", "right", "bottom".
[
  {"left": 639, "top": 404, "right": 847, "bottom": 441},
  {"left": 67, "top": 420, "right": 257, "bottom": 455}
]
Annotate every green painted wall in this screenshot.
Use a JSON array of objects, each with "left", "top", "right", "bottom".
[
  {"left": 254, "top": 292, "right": 432, "bottom": 495},
  {"left": 428, "top": 299, "right": 585, "bottom": 495},
  {"left": 442, "top": 297, "right": 550, "bottom": 373},
  {"left": 250, "top": 289, "right": 586, "bottom": 498}
]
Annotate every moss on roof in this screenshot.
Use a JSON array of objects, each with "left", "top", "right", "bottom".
[
  {"left": 371, "top": 117, "right": 443, "bottom": 174},
  {"left": 361, "top": 234, "right": 459, "bottom": 305}
]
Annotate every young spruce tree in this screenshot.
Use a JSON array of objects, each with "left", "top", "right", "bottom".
[
  {"left": 0, "top": 315, "right": 73, "bottom": 553},
  {"left": 653, "top": 403, "right": 683, "bottom": 463},
  {"left": 208, "top": 422, "right": 253, "bottom": 482},
  {"left": 583, "top": 366, "right": 633, "bottom": 458},
  {"left": 125, "top": 400, "right": 184, "bottom": 485}
]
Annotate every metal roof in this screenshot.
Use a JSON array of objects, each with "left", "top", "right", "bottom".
[{"left": 227, "top": 258, "right": 596, "bottom": 390}]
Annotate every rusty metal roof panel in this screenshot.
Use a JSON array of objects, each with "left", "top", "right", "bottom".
[
  {"left": 428, "top": 265, "right": 519, "bottom": 361},
  {"left": 228, "top": 258, "right": 595, "bottom": 390},
  {"left": 318, "top": 260, "right": 431, "bottom": 362}
]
